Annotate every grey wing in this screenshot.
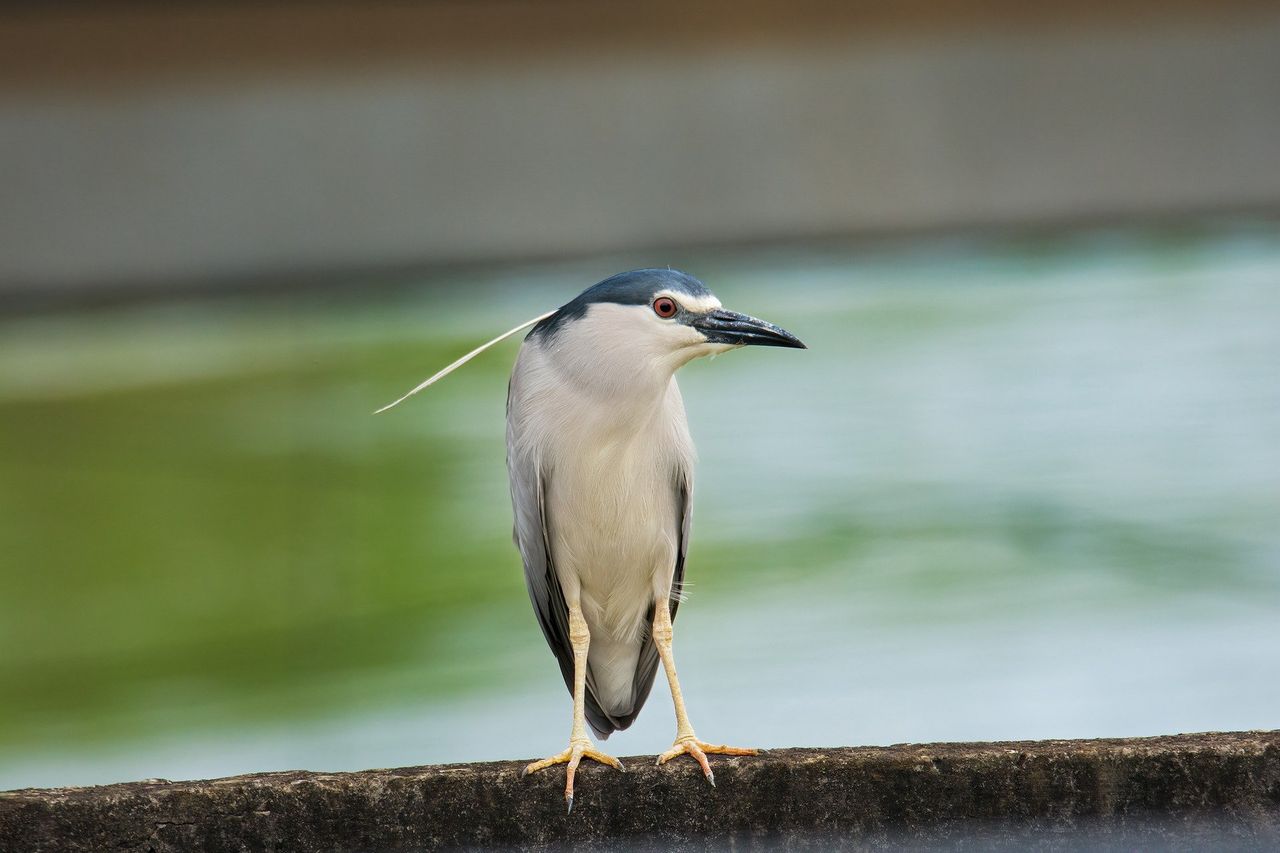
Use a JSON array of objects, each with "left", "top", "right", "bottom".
[
  {"left": 508, "top": 441, "right": 573, "bottom": 697},
  {"left": 600, "top": 467, "right": 691, "bottom": 735}
]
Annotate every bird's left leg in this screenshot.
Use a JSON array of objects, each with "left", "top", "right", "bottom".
[
  {"left": 522, "top": 601, "right": 623, "bottom": 811},
  {"left": 651, "top": 597, "right": 757, "bottom": 785}
]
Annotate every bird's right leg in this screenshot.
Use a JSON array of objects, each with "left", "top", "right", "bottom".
[
  {"left": 522, "top": 601, "right": 623, "bottom": 812},
  {"left": 652, "top": 596, "right": 757, "bottom": 785}
]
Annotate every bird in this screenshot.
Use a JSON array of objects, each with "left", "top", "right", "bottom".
[{"left": 505, "top": 269, "right": 804, "bottom": 810}]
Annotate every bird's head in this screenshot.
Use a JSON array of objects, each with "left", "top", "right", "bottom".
[
  {"left": 374, "top": 269, "right": 804, "bottom": 413},
  {"left": 530, "top": 269, "right": 805, "bottom": 383}
]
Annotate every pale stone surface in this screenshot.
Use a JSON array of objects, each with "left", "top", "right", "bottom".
[{"left": 2, "top": 4, "right": 1279, "bottom": 295}]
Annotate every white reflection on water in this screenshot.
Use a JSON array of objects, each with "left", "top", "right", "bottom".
[{"left": 5, "top": 590, "right": 1276, "bottom": 788}]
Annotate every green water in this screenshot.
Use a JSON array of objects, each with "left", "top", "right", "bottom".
[{"left": 2, "top": 222, "right": 1278, "bottom": 789}]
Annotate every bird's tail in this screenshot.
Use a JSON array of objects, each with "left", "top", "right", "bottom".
[{"left": 583, "top": 634, "right": 664, "bottom": 739}]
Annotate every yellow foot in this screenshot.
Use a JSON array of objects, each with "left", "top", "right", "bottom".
[
  {"left": 522, "top": 738, "right": 624, "bottom": 813},
  {"left": 656, "top": 736, "right": 758, "bottom": 786}
]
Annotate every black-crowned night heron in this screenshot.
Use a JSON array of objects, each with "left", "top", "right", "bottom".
[{"left": 379, "top": 269, "right": 804, "bottom": 811}]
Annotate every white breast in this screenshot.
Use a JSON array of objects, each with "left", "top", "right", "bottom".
[
  {"left": 546, "top": 407, "right": 683, "bottom": 635},
  {"left": 508, "top": 321, "right": 696, "bottom": 713}
]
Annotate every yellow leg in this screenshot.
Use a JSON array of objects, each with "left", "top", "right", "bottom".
[
  {"left": 651, "top": 597, "right": 757, "bottom": 785},
  {"left": 522, "top": 602, "right": 623, "bottom": 812}
]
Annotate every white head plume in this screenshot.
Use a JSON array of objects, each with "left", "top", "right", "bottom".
[{"left": 374, "top": 309, "right": 556, "bottom": 414}]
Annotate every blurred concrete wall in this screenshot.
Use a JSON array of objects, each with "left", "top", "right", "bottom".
[{"left": 1, "top": 1, "right": 1278, "bottom": 298}]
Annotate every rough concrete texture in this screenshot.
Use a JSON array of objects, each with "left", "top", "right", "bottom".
[{"left": 2, "top": 731, "right": 1278, "bottom": 851}]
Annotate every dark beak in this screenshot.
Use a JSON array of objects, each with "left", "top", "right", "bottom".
[{"left": 691, "top": 309, "right": 806, "bottom": 349}]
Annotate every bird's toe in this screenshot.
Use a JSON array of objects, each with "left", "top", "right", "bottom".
[{"left": 655, "top": 736, "right": 757, "bottom": 785}]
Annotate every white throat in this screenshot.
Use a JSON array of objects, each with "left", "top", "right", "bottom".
[{"left": 539, "top": 303, "right": 710, "bottom": 402}]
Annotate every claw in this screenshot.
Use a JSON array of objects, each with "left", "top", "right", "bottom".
[
  {"left": 657, "top": 736, "right": 756, "bottom": 786},
  {"left": 523, "top": 738, "right": 623, "bottom": 812}
]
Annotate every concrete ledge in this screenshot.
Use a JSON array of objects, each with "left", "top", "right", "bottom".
[{"left": 2, "top": 731, "right": 1278, "bottom": 851}]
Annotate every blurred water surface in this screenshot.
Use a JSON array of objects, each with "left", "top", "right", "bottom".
[{"left": 1, "top": 221, "right": 1277, "bottom": 790}]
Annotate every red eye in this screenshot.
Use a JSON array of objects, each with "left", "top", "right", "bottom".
[{"left": 652, "top": 297, "right": 678, "bottom": 318}]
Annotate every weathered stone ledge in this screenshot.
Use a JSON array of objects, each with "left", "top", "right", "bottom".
[{"left": 2, "top": 730, "right": 1278, "bottom": 851}]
